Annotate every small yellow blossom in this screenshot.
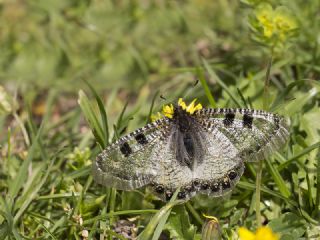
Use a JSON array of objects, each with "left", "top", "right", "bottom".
[
  {"left": 178, "top": 98, "right": 202, "bottom": 114},
  {"left": 252, "top": 3, "right": 297, "bottom": 47},
  {"left": 162, "top": 104, "right": 174, "bottom": 118},
  {"left": 239, "top": 226, "right": 279, "bottom": 240},
  {"left": 150, "top": 112, "right": 162, "bottom": 122},
  {"left": 150, "top": 98, "right": 203, "bottom": 122},
  {"left": 178, "top": 98, "right": 187, "bottom": 110}
]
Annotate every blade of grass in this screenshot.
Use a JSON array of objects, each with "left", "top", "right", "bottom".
[
  {"left": 67, "top": 166, "right": 91, "bottom": 179},
  {"left": 202, "top": 59, "right": 242, "bottom": 107},
  {"left": 78, "top": 90, "right": 105, "bottom": 148},
  {"left": 270, "top": 80, "right": 304, "bottom": 111},
  {"left": 32, "top": 217, "right": 57, "bottom": 240},
  {"left": 14, "top": 159, "right": 54, "bottom": 222},
  {"left": 185, "top": 202, "right": 203, "bottom": 225},
  {"left": 116, "top": 100, "right": 129, "bottom": 132},
  {"left": 84, "top": 80, "right": 109, "bottom": 148},
  {"left": 37, "top": 192, "right": 81, "bottom": 200},
  {"left": 306, "top": 173, "right": 314, "bottom": 209},
  {"left": 146, "top": 90, "right": 159, "bottom": 124},
  {"left": 8, "top": 125, "right": 43, "bottom": 206},
  {"left": 236, "top": 88, "right": 249, "bottom": 108},
  {"left": 238, "top": 181, "right": 297, "bottom": 207},
  {"left": 256, "top": 52, "right": 273, "bottom": 227},
  {"left": 196, "top": 67, "right": 217, "bottom": 108},
  {"left": 316, "top": 152, "right": 320, "bottom": 217},
  {"left": 263, "top": 56, "right": 273, "bottom": 110},
  {"left": 278, "top": 141, "right": 320, "bottom": 171},
  {"left": 255, "top": 161, "right": 263, "bottom": 227},
  {"left": 108, "top": 188, "right": 117, "bottom": 240},
  {"left": 83, "top": 209, "right": 158, "bottom": 225},
  {"left": 265, "top": 158, "right": 291, "bottom": 198},
  {"left": 138, "top": 189, "right": 182, "bottom": 240}
]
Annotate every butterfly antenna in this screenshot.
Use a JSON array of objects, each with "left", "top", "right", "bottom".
[
  {"left": 183, "top": 78, "right": 200, "bottom": 99},
  {"left": 160, "top": 94, "right": 167, "bottom": 101}
]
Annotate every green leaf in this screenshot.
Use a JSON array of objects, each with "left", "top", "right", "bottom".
[
  {"left": 278, "top": 141, "right": 320, "bottom": 171},
  {"left": 78, "top": 90, "right": 106, "bottom": 148},
  {"left": 138, "top": 189, "right": 182, "bottom": 240},
  {"left": 268, "top": 212, "right": 306, "bottom": 239},
  {"left": 197, "top": 68, "right": 217, "bottom": 108},
  {"left": 146, "top": 90, "right": 159, "bottom": 124},
  {"left": 84, "top": 80, "right": 109, "bottom": 148},
  {"left": 265, "top": 158, "right": 291, "bottom": 198},
  {"left": 202, "top": 59, "right": 242, "bottom": 107},
  {"left": 165, "top": 205, "right": 196, "bottom": 240},
  {"left": 14, "top": 159, "right": 54, "bottom": 223}
]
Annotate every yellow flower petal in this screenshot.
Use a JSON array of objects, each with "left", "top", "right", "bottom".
[
  {"left": 178, "top": 98, "right": 187, "bottom": 110},
  {"left": 162, "top": 104, "right": 174, "bottom": 118},
  {"left": 255, "top": 227, "right": 279, "bottom": 240},
  {"left": 238, "top": 227, "right": 255, "bottom": 240},
  {"left": 179, "top": 98, "right": 203, "bottom": 114},
  {"left": 150, "top": 112, "right": 162, "bottom": 122}
]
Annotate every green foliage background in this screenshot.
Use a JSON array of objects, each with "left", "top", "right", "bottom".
[{"left": 0, "top": 0, "right": 319, "bottom": 239}]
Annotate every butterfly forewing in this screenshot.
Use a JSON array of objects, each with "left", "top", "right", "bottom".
[
  {"left": 196, "top": 108, "right": 289, "bottom": 162},
  {"left": 93, "top": 118, "right": 171, "bottom": 190}
]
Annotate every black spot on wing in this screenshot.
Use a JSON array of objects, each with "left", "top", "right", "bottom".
[
  {"left": 177, "top": 191, "right": 186, "bottom": 199},
  {"left": 228, "top": 171, "right": 237, "bottom": 180},
  {"left": 273, "top": 115, "right": 280, "bottom": 130},
  {"left": 210, "top": 182, "right": 220, "bottom": 192},
  {"left": 222, "top": 178, "right": 231, "bottom": 189},
  {"left": 120, "top": 142, "right": 132, "bottom": 157},
  {"left": 243, "top": 114, "right": 253, "bottom": 128},
  {"left": 223, "top": 113, "right": 235, "bottom": 127},
  {"left": 165, "top": 190, "right": 173, "bottom": 201},
  {"left": 155, "top": 185, "right": 165, "bottom": 194},
  {"left": 200, "top": 181, "right": 209, "bottom": 190},
  {"left": 135, "top": 133, "right": 148, "bottom": 145}
]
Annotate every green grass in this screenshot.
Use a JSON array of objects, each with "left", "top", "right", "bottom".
[{"left": 0, "top": 0, "right": 320, "bottom": 239}]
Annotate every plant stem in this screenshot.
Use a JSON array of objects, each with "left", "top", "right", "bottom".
[
  {"left": 186, "top": 202, "right": 204, "bottom": 225},
  {"left": 255, "top": 161, "right": 263, "bottom": 227},
  {"left": 263, "top": 56, "right": 273, "bottom": 110},
  {"left": 256, "top": 49, "right": 274, "bottom": 227},
  {"left": 13, "top": 112, "right": 30, "bottom": 146},
  {"left": 108, "top": 188, "right": 117, "bottom": 240},
  {"left": 316, "top": 152, "right": 320, "bottom": 216}
]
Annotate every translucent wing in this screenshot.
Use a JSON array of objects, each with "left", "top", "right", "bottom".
[
  {"left": 191, "top": 127, "right": 245, "bottom": 198},
  {"left": 152, "top": 118, "right": 246, "bottom": 201},
  {"left": 181, "top": 108, "right": 289, "bottom": 199},
  {"left": 93, "top": 118, "right": 171, "bottom": 190},
  {"left": 195, "top": 108, "right": 289, "bottom": 162}
]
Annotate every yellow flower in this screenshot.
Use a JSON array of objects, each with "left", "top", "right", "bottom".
[
  {"left": 150, "top": 98, "right": 203, "bottom": 122},
  {"left": 178, "top": 98, "right": 202, "bottom": 114},
  {"left": 162, "top": 104, "right": 174, "bottom": 118},
  {"left": 255, "top": 4, "right": 274, "bottom": 38},
  {"left": 239, "top": 226, "right": 279, "bottom": 240},
  {"left": 150, "top": 112, "right": 162, "bottom": 122},
  {"left": 254, "top": 4, "right": 297, "bottom": 43}
]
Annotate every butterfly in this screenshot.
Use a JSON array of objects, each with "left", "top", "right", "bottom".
[{"left": 93, "top": 98, "right": 289, "bottom": 201}]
